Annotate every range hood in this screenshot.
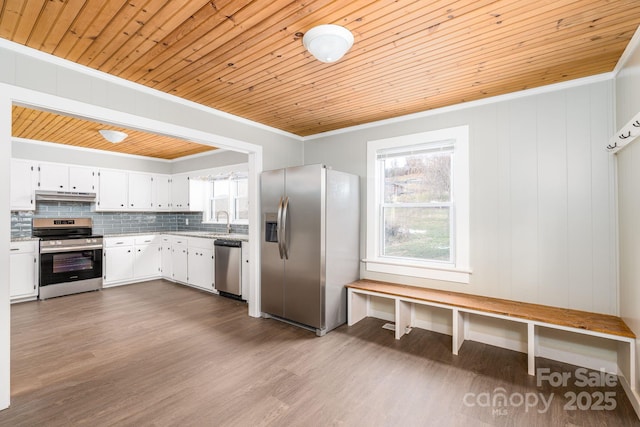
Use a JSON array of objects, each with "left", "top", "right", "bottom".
[{"left": 35, "top": 190, "right": 97, "bottom": 202}]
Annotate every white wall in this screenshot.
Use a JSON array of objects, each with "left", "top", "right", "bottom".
[
  {"left": 305, "top": 79, "right": 617, "bottom": 315},
  {"left": 0, "top": 39, "right": 304, "bottom": 411},
  {"left": 12, "top": 139, "right": 173, "bottom": 173},
  {"left": 615, "top": 36, "right": 640, "bottom": 396},
  {"left": 0, "top": 91, "right": 11, "bottom": 411},
  {"left": 171, "top": 150, "right": 248, "bottom": 174},
  {"left": 12, "top": 138, "right": 250, "bottom": 175},
  {"left": 0, "top": 41, "right": 303, "bottom": 171}
]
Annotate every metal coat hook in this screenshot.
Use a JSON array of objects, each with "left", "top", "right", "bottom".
[
  {"left": 620, "top": 131, "right": 632, "bottom": 139},
  {"left": 633, "top": 120, "right": 640, "bottom": 127},
  {"left": 607, "top": 142, "right": 618, "bottom": 150}
]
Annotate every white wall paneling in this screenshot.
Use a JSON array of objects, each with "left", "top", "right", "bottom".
[
  {"left": 616, "top": 28, "right": 640, "bottom": 412},
  {"left": 565, "top": 87, "right": 594, "bottom": 311},
  {"left": 506, "top": 97, "right": 539, "bottom": 304},
  {"left": 305, "top": 80, "right": 617, "bottom": 316},
  {"left": 536, "top": 91, "right": 569, "bottom": 309}
]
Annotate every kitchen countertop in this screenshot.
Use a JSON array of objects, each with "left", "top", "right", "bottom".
[
  {"left": 164, "top": 231, "right": 249, "bottom": 241},
  {"left": 102, "top": 231, "right": 248, "bottom": 241},
  {"left": 10, "top": 237, "right": 40, "bottom": 242}
]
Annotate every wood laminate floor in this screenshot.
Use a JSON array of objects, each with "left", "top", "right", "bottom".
[{"left": 0, "top": 280, "right": 638, "bottom": 427}]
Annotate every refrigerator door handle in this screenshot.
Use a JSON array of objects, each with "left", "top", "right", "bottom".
[
  {"left": 282, "top": 196, "right": 290, "bottom": 260},
  {"left": 277, "top": 196, "right": 284, "bottom": 259}
]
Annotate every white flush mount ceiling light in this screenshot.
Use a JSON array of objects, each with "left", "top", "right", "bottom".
[
  {"left": 303, "top": 24, "right": 354, "bottom": 63},
  {"left": 99, "top": 129, "right": 128, "bottom": 143}
]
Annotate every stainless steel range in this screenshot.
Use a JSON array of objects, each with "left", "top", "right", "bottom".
[{"left": 33, "top": 218, "right": 103, "bottom": 300}]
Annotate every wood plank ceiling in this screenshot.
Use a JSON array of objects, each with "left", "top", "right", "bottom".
[
  {"left": 11, "top": 105, "right": 216, "bottom": 160},
  {"left": 2, "top": 0, "right": 640, "bottom": 158}
]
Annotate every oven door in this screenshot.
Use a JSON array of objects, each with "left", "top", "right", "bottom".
[{"left": 40, "top": 248, "right": 103, "bottom": 287}]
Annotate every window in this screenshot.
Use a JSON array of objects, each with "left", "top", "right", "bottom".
[
  {"left": 202, "top": 170, "right": 249, "bottom": 225},
  {"left": 366, "top": 126, "right": 470, "bottom": 283}
]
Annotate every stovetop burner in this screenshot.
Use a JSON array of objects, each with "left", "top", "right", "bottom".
[{"left": 33, "top": 218, "right": 95, "bottom": 238}]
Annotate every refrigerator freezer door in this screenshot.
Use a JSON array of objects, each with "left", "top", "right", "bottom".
[
  {"left": 282, "top": 164, "right": 324, "bottom": 329},
  {"left": 260, "top": 169, "right": 286, "bottom": 318}
]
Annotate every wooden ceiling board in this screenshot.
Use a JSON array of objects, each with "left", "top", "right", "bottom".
[
  {"left": 2, "top": 0, "right": 640, "bottom": 149},
  {"left": 11, "top": 106, "right": 217, "bottom": 160},
  {"left": 215, "top": 0, "right": 621, "bottom": 111}
]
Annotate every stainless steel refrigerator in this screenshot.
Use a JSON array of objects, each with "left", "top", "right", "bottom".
[{"left": 260, "top": 164, "right": 360, "bottom": 336}]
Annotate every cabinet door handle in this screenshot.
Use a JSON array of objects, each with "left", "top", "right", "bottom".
[{"left": 10, "top": 248, "right": 19, "bottom": 251}]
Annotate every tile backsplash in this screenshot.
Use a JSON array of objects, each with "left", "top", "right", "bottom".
[{"left": 11, "top": 202, "right": 249, "bottom": 238}]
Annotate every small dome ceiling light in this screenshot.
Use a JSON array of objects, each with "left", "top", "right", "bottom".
[
  {"left": 99, "top": 129, "right": 128, "bottom": 143},
  {"left": 303, "top": 24, "right": 354, "bottom": 63}
]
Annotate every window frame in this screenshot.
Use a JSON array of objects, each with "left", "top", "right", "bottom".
[
  {"left": 365, "top": 126, "right": 470, "bottom": 283},
  {"left": 198, "top": 165, "right": 249, "bottom": 226}
]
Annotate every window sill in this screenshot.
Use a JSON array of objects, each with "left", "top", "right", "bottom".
[{"left": 362, "top": 258, "right": 471, "bottom": 284}]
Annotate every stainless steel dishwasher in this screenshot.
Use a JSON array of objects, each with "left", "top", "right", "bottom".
[{"left": 214, "top": 239, "right": 242, "bottom": 298}]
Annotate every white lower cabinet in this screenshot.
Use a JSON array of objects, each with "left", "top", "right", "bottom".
[
  {"left": 103, "top": 234, "right": 229, "bottom": 294},
  {"left": 187, "top": 238, "right": 214, "bottom": 291},
  {"left": 10, "top": 241, "right": 38, "bottom": 303},
  {"left": 171, "top": 238, "right": 188, "bottom": 284},
  {"left": 160, "top": 236, "right": 173, "bottom": 279},
  {"left": 167, "top": 236, "right": 215, "bottom": 291},
  {"left": 241, "top": 241, "right": 250, "bottom": 301},
  {"left": 133, "top": 236, "right": 161, "bottom": 279},
  {"left": 103, "top": 235, "right": 161, "bottom": 286}
]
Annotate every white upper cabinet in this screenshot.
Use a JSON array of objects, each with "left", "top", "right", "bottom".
[
  {"left": 37, "top": 163, "right": 68, "bottom": 191},
  {"left": 98, "top": 169, "right": 158, "bottom": 212},
  {"left": 171, "top": 174, "right": 190, "bottom": 211},
  {"left": 97, "top": 169, "right": 128, "bottom": 210},
  {"left": 152, "top": 174, "right": 172, "bottom": 211},
  {"left": 38, "top": 163, "right": 96, "bottom": 193},
  {"left": 68, "top": 166, "right": 96, "bottom": 193},
  {"left": 171, "top": 174, "right": 204, "bottom": 212},
  {"left": 10, "top": 159, "right": 37, "bottom": 211},
  {"left": 128, "top": 172, "right": 153, "bottom": 210}
]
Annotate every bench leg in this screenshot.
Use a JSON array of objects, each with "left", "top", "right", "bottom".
[
  {"left": 527, "top": 323, "right": 536, "bottom": 376},
  {"left": 395, "top": 299, "right": 412, "bottom": 340},
  {"left": 348, "top": 289, "right": 368, "bottom": 326},
  {"left": 452, "top": 309, "right": 466, "bottom": 355}
]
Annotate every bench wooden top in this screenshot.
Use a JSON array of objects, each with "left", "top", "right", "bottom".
[{"left": 347, "top": 280, "right": 636, "bottom": 339}]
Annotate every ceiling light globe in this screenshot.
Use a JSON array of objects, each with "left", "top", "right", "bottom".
[
  {"left": 99, "top": 129, "right": 128, "bottom": 143},
  {"left": 303, "top": 24, "right": 354, "bottom": 63}
]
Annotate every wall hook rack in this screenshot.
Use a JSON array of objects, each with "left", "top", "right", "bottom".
[{"left": 607, "top": 110, "right": 640, "bottom": 153}]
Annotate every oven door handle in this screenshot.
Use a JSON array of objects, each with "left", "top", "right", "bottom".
[{"left": 40, "top": 244, "right": 103, "bottom": 254}]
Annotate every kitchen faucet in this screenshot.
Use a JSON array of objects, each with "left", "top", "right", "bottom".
[{"left": 216, "top": 210, "right": 231, "bottom": 234}]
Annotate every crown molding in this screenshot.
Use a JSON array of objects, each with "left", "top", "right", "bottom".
[
  {"left": 303, "top": 73, "right": 615, "bottom": 140},
  {"left": 11, "top": 137, "right": 230, "bottom": 163}
]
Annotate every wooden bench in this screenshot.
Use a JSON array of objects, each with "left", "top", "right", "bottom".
[{"left": 346, "top": 279, "right": 636, "bottom": 391}]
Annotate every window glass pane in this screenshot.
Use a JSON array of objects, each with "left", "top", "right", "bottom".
[
  {"left": 213, "top": 180, "right": 229, "bottom": 196},
  {"left": 213, "top": 198, "right": 229, "bottom": 215},
  {"left": 235, "top": 197, "right": 249, "bottom": 220},
  {"left": 382, "top": 206, "right": 450, "bottom": 262},
  {"left": 382, "top": 152, "right": 451, "bottom": 203}
]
